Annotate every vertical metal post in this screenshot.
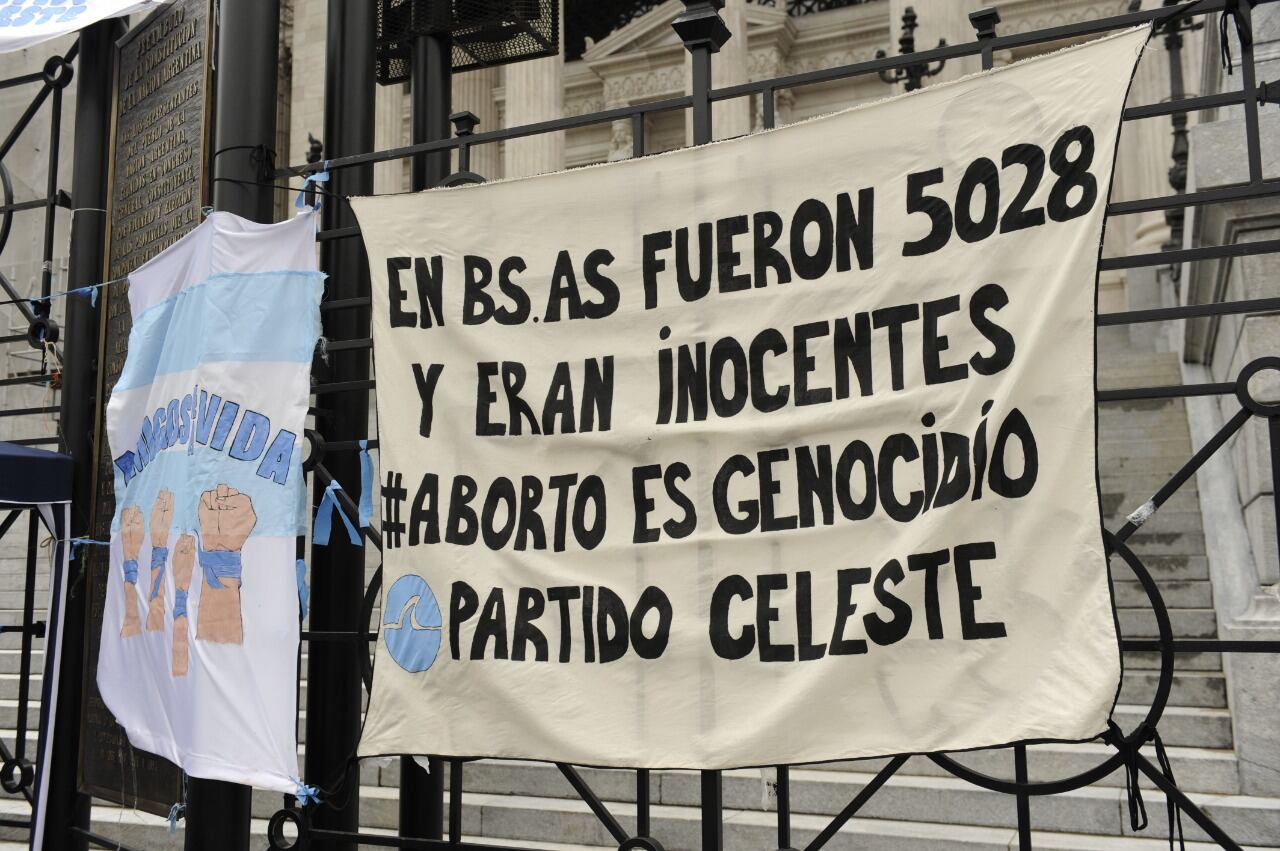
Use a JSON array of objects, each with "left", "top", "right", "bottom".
[
  {"left": 307, "top": 2, "right": 376, "bottom": 849},
  {"left": 673, "top": 0, "right": 731, "bottom": 147},
  {"left": 970, "top": 7, "right": 1001, "bottom": 72},
  {"left": 16, "top": 513, "right": 37, "bottom": 762},
  {"left": 673, "top": 6, "right": 731, "bottom": 845},
  {"left": 211, "top": 0, "right": 281, "bottom": 221},
  {"left": 1014, "top": 744, "right": 1032, "bottom": 850},
  {"left": 636, "top": 769, "right": 651, "bottom": 837},
  {"left": 411, "top": 31, "right": 452, "bottom": 189},
  {"left": 43, "top": 19, "right": 122, "bottom": 851},
  {"left": 190, "top": 2, "right": 281, "bottom": 847},
  {"left": 1230, "top": 0, "right": 1264, "bottom": 184},
  {"left": 776, "top": 764, "right": 792, "bottom": 850},
  {"left": 700, "top": 769, "right": 723, "bottom": 851},
  {"left": 400, "top": 24, "right": 450, "bottom": 843}
]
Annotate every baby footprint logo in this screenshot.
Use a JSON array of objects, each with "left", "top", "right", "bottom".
[{"left": 383, "top": 574, "right": 442, "bottom": 673}]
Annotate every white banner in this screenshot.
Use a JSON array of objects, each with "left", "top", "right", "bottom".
[
  {"left": 353, "top": 27, "right": 1149, "bottom": 769},
  {"left": 0, "top": 0, "right": 166, "bottom": 53},
  {"left": 98, "top": 210, "right": 321, "bottom": 793}
]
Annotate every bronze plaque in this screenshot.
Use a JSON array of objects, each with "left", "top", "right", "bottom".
[{"left": 80, "top": 0, "right": 214, "bottom": 814}]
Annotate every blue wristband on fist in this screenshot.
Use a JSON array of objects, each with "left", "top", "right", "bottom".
[
  {"left": 149, "top": 548, "right": 169, "bottom": 600},
  {"left": 173, "top": 589, "right": 188, "bottom": 619},
  {"left": 199, "top": 550, "right": 242, "bottom": 589},
  {"left": 122, "top": 559, "right": 138, "bottom": 584}
]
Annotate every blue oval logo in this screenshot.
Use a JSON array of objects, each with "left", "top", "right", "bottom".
[{"left": 383, "top": 574, "right": 442, "bottom": 673}]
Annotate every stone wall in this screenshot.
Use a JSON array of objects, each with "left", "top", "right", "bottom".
[{"left": 1180, "top": 3, "right": 1280, "bottom": 797}]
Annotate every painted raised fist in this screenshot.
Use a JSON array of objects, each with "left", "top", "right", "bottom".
[
  {"left": 198, "top": 485, "right": 257, "bottom": 551},
  {"left": 196, "top": 485, "right": 254, "bottom": 645},
  {"left": 150, "top": 489, "right": 174, "bottom": 548},
  {"left": 172, "top": 534, "right": 195, "bottom": 676},
  {"left": 119, "top": 505, "right": 144, "bottom": 638},
  {"left": 120, "top": 505, "right": 144, "bottom": 562}
]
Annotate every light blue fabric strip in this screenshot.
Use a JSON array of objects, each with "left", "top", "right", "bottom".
[
  {"left": 150, "top": 547, "right": 168, "bottom": 600},
  {"left": 313, "top": 480, "right": 360, "bottom": 547},
  {"left": 173, "top": 588, "right": 188, "bottom": 620},
  {"left": 115, "top": 271, "right": 324, "bottom": 393},
  {"left": 122, "top": 559, "right": 138, "bottom": 584},
  {"left": 358, "top": 440, "right": 374, "bottom": 528},
  {"left": 199, "top": 549, "right": 242, "bottom": 590},
  {"left": 296, "top": 559, "right": 309, "bottom": 620}
]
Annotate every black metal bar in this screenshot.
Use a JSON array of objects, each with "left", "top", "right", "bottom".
[
  {"left": 449, "top": 759, "right": 463, "bottom": 844},
  {"left": 320, "top": 295, "right": 371, "bottom": 311},
  {"left": 324, "top": 337, "right": 373, "bottom": 352},
  {"left": 556, "top": 764, "right": 628, "bottom": 845},
  {"left": 0, "top": 406, "right": 60, "bottom": 418},
  {"left": 411, "top": 32, "right": 452, "bottom": 190},
  {"left": 300, "top": 630, "right": 377, "bottom": 642},
  {"left": 42, "top": 22, "right": 118, "bottom": 851},
  {"left": 1108, "top": 179, "right": 1280, "bottom": 216},
  {"left": 1097, "top": 383, "right": 1234, "bottom": 402},
  {"left": 0, "top": 374, "right": 55, "bottom": 388},
  {"left": 1115, "top": 406, "right": 1252, "bottom": 542},
  {"left": 187, "top": 3, "right": 282, "bottom": 846},
  {"left": 762, "top": 87, "right": 775, "bottom": 129},
  {"left": 306, "top": 11, "right": 376, "bottom": 847},
  {"left": 313, "top": 379, "right": 377, "bottom": 395},
  {"left": 0, "top": 196, "right": 60, "bottom": 216},
  {"left": 15, "top": 513, "right": 37, "bottom": 762},
  {"left": 632, "top": 112, "right": 644, "bottom": 159},
  {"left": 1098, "top": 296, "right": 1280, "bottom": 326},
  {"left": 6, "top": 436, "right": 58, "bottom": 447},
  {"left": 636, "top": 768, "right": 651, "bottom": 837},
  {"left": 777, "top": 764, "right": 791, "bottom": 850},
  {"left": 0, "top": 269, "right": 37, "bottom": 325},
  {"left": 700, "top": 770, "right": 723, "bottom": 851},
  {"left": 1232, "top": 0, "right": 1264, "bottom": 184},
  {"left": 690, "top": 46, "right": 713, "bottom": 145},
  {"left": 0, "top": 71, "right": 44, "bottom": 90},
  {"left": 38, "top": 85, "right": 62, "bottom": 300},
  {"left": 1014, "top": 744, "right": 1031, "bottom": 850},
  {"left": 1098, "top": 236, "right": 1280, "bottom": 271},
  {"left": 0, "top": 510, "right": 19, "bottom": 540},
  {"left": 1133, "top": 753, "right": 1243, "bottom": 850},
  {"left": 1122, "top": 639, "right": 1280, "bottom": 652},
  {"left": 278, "top": 94, "right": 695, "bottom": 179},
  {"left": 401, "top": 29, "right": 452, "bottom": 841},
  {"left": 1270, "top": 416, "right": 1280, "bottom": 580},
  {"left": 805, "top": 754, "right": 909, "bottom": 851}
]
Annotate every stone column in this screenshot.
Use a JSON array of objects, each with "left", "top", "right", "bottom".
[
  {"left": 453, "top": 66, "right": 501, "bottom": 180},
  {"left": 690, "top": 0, "right": 749, "bottom": 143},
  {"left": 503, "top": 0, "right": 565, "bottom": 178},
  {"left": 888, "top": 0, "right": 980, "bottom": 85}
]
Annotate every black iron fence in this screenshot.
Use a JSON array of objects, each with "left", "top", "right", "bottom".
[{"left": 1, "top": 0, "right": 1279, "bottom": 849}]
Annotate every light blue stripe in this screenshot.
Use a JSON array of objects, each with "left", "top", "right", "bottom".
[
  {"left": 115, "top": 271, "right": 324, "bottom": 393},
  {"left": 112, "top": 440, "right": 308, "bottom": 537}
]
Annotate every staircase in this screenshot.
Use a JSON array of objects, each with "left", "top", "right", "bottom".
[{"left": 1, "top": 346, "right": 1278, "bottom": 849}]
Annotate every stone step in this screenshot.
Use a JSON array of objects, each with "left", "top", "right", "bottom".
[
  {"left": 237, "top": 771, "right": 1280, "bottom": 849},
  {"left": 1109, "top": 554, "right": 1209, "bottom": 581},
  {"left": 1112, "top": 579, "right": 1213, "bottom": 609},
  {"left": 1122, "top": 650, "right": 1222, "bottom": 672},
  {"left": 1118, "top": 670, "right": 1226, "bottom": 709},
  {"left": 1117, "top": 608, "right": 1218, "bottom": 639},
  {"left": 1112, "top": 705, "right": 1232, "bottom": 749}
]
